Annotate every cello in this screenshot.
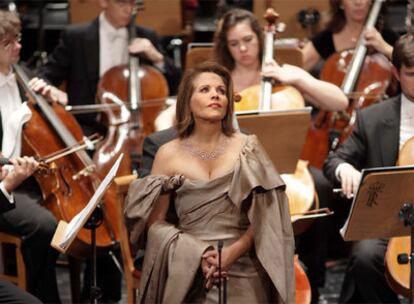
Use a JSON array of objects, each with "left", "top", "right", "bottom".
[
  {"left": 234, "top": 8, "right": 312, "bottom": 303},
  {"left": 14, "top": 64, "right": 120, "bottom": 258},
  {"left": 93, "top": 3, "right": 169, "bottom": 177},
  {"left": 301, "top": 0, "right": 394, "bottom": 169},
  {"left": 235, "top": 8, "right": 319, "bottom": 236}
]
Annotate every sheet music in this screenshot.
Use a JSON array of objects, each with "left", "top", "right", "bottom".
[{"left": 59, "top": 154, "right": 124, "bottom": 249}]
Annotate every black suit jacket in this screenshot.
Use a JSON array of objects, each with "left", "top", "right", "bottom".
[
  {"left": 139, "top": 127, "right": 177, "bottom": 177},
  {"left": 0, "top": 192, "right": 14, "bottom": 214},
  {"left": 0, "top": 115, "right": 13, "bottom": 214},
  {"left": 323, "top": 95, "right": 401, "bottom": 184},
  {"left": 38, "top": 17, "right": 180, "bottom": 135}
]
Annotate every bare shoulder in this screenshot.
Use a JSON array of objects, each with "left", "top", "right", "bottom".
[{"left": 151, "top": 139, "right": 181, "bottom": 175}]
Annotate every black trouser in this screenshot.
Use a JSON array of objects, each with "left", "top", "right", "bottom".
[
  {"left": 340, "top": 239, "right": 399, "bottom": 303},
  {"left": 0, "top": 182, "right": 60, "bottom": 303},
  {"left": 0, "top": 280, "right": 42, "bottom": 304}
]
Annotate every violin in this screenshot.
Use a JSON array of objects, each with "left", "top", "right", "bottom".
[
  {"left": 301, "top": 0, "right": 393, "bottom": 169},
  {"left": 14, "top": 64, "right": 120, "bottom": 258},
  {"left": 93, "top": 4, "right": 169, "bottom": 177}
]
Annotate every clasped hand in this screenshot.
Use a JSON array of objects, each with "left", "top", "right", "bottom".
[{"left": 201, "top": 247, "right": 234, "bottom": 290}]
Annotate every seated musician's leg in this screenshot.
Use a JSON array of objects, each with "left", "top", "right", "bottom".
[
  {"left": 0, "top": 184, "right": 59, "bottom": 303},
  {"left": 0, "top": 279, "right": 42, "bottom": 304},
  {"left": 340, "top": 239, "right": 399, "bottom": 303}
]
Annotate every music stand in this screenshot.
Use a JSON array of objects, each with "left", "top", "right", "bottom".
[
  {"left": 51, "top": 154, "right": 124, "bottom": 304},
  {"left": 340, "top": 165, "right": 414, "bottom": 302},
  {"left": 237, "top": 108, "right": 311, "bottom": 174}
]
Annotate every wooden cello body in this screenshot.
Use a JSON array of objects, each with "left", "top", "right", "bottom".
[
  {"left": 93, "top": 7, "right": 169, "bottom": 176},
  {"left": 301, "top": 0, "right": 393, "bottom": 169},
  {"left": 15, "top": 65, "right": 119, "bottom": 258},
  {"left": 95, "top": 64, "right": 168, "bottom": 176}
]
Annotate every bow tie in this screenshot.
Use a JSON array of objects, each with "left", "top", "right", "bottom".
[
  {"left": 107, "top": 29, "right": 127, "bottom": 42},
  {"left": 0, "top": 73, "right": 16, "bottom": 88}
]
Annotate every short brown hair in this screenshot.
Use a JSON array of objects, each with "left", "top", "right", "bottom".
[
  {"left": 176, "top": 62, "right": 236, "bottom": 138},
  {"left": 392, "top": 34, "right": 414, "bottom": 71},
  {"left": 0, "top": 10, "right": 20, "bottom": 41},
  {"left": 213, "top": 8, "right": 263, "bottom": 71}
]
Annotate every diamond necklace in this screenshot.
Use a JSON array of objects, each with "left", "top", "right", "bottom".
[{"left": 182, "top": 136, "right": 229, "bottom": 160}]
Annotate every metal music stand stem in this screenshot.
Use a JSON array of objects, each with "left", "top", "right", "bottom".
[
  {"left": 217, "top": 240, "right": 222, "bottom": 304},
  {"left": 84, "top": 207, "right": 104, "bottom": 304}
]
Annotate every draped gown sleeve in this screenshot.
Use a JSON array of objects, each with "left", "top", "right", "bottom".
[
  {"left": 124, "top": 175, "right": 213, "bottom": 303},
  {"left": 228, "top": 135, "right": 295, "bottom": 303}
]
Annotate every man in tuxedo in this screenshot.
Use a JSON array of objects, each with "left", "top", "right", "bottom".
[
  {"left": 323, "top": 33, "right": 414, "bottom": 303},
  {"left": 0, "top": 10, "right": 61, "bottom": 303},
  {"left": 35, "top": 0, "right": 180, "bottom": 137}
]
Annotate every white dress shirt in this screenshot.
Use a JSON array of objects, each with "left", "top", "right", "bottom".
[
  {"left": 99, "top": 12, "right": 128, "bottom": 77},
  {"left": 399, "top": 93, "right": 414, "bottom": 149},
  {"left": 0, "top": 68, "right": 32, "bottom": 203}
]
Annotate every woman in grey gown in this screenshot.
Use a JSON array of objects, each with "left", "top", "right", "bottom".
[{"left": 124, "top": 62, "right": 295, "bottom": 303}]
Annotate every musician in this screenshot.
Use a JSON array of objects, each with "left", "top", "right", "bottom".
[
  {"left": 0, "top": 10, "right": 60, "bottom": 303},
  {"left": 35, "top": 0, "right": 180, "bottom": 137},
  {"left": 324, "top": 33, "right": 414, "bottom": 303},
  {"left": 214, "top": 9, "right": 348, "bottom": 110},
  {"left": 302, "top": 0, "right": 399, "bottom": 72}
]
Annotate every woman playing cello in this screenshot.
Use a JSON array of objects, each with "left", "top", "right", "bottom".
[
  {"left": 302, "top": 0, "right": 399, "bottom": 72},
  {"left": 214, "top": 9, "right": 348, "bottom": 110}
]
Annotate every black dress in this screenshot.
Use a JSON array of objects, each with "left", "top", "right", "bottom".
[{"left": 311, "top": 28, "right": 399, "bottom": 60}]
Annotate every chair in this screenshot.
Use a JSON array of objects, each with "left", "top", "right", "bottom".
[
  {"left": 184, "top": 42, "right": 304, "bottom": 71},
  {"left": 185, "top": 43, "right": 214, "bottom": 71},
  {"left": 0, "top": 232, "right": 26, "bottom": 290},
  {"left": 114, "top": 175, "right": 139, "bottom": 304}
]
